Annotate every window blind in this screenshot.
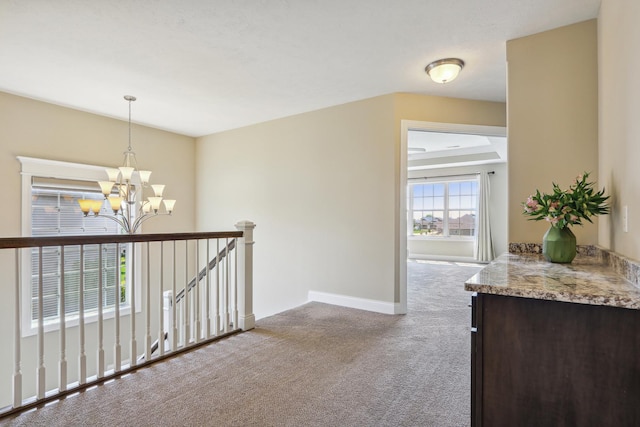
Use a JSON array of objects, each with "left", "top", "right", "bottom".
[{"left": 30, "top": 185, "right": 125, "bottom": 322}]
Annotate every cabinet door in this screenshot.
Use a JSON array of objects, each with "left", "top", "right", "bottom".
[
  {"left": 479, "top": 293, "right": 640, "bottom": 426},
  {"left": 470, "top": 293, "right": 482, "bottom": 427}
]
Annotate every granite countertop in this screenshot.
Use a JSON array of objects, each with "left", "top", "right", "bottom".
[{"left": 465, "top": 252, "right": 640, "bottom": 310}]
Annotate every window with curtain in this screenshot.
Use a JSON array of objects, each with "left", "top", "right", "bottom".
[{"left": 409, "top": 179, "right": 478, "bottom": 237}]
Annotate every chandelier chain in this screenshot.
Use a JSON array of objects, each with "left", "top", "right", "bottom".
[{"left": 126, "top": 95, "right": 134, "bottom": 152}]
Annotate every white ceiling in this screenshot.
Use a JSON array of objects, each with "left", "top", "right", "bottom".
[
  {"left": 0, "top": 0, "right": 600, "bottom": 137},
  {"left": 407, "top": 130, "right": 507, "bottom": 170},
  {"left": 408, "top": 131, "right": 492, "bottom": 152}
]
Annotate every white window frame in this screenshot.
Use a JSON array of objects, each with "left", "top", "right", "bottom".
[
  {"left": 408, "top": 177, "right": 479, "bottom": 241},
  {"left": 18, "top": 156, "right": 142, "bottom": 337}
]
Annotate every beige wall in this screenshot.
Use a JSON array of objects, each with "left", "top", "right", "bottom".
[
  {"left": 507, "top": 20, "right": 599, "bottom": 245},
  {"left": 393, "top": 93, "right": 506, "bottom": 126},
  {"left": 196, "top": 93, "right": 505, "bottom": 319},
  {"left": 598, "top": 0, "right": 640, "bottom": 260},
  {"left": 197, "top": 95, "right": 397, "bottom": 319},
  {"left": 0, "top": 91, "right": 196, "bottom": 235}
]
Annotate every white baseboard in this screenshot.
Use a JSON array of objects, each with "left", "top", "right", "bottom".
[{"left": 308, "top": 291, "right": 396, "bottom": 315}]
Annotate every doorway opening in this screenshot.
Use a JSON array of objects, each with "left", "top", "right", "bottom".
[{"left": 397, "top": 121, "right": 507, "bottom": 313}]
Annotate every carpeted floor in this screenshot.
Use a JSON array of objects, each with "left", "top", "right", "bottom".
[{"left": 1, "top": 260, "right": 482, "bottom": 427}]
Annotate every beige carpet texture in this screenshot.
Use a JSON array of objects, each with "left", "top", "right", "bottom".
[{"left": 2, "top": 261, "right": 481, "bottom": 427}]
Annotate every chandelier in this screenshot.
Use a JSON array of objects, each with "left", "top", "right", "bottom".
[{"left": 78, "top": 95, "right": 176, "bottom": 234}]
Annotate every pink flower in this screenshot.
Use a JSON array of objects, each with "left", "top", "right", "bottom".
[
  {"left": 545, "top": 215, "right": 559, "bottom": 225},
  {"left": 549, "top": 201, "right": 560, "bottom": 212},
  {"left": 525, "top": 196, "right": 538, "bottom": 210},
  {"left": 576, "top": 174, "right": 583, "bottom": 182}
]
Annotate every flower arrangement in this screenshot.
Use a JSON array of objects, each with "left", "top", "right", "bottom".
[{"left": 522, "top": 172, "right": 609, "bottom": 229}]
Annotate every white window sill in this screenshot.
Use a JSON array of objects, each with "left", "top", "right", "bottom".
[
  {"left": 23, "top": 305, "right": 134, "bottom": 337},
  {"left": 408, "top": 235, "right": 475, "bottom": 242}
]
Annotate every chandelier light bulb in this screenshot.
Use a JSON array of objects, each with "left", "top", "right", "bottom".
[
  {"left": 106, "top": 168, "right": 120, "bottom": 182},
  {"left": 98, "top": 181, "right": 115, "bottom": 197},
  {"left": 139, "top": 170, "right": 152, "bottom": 185},
  {"left": 108, "top": 196, "right": 122, "bottom": 214},
  {"left": 90, "top": 200, "right": 103, "bottom": 215},
  {"left": 78, "top": 199, "right": 92, "bottom": 216},
  {"left": 119, "top": 166, "right": 134, "bottom": 181},
  {"left": 152, "top": 184, "right": 165, "bottom": 197},
  {"left": 148, "top": 197, "right": 163, "bottom": 213},
  {"left": 163, "top": 199, "right": 176, "bottom": 213}
]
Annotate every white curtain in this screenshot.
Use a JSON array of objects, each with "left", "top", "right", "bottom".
[{"left": 474, "top": 171, "right": 494, "bottom": 262}]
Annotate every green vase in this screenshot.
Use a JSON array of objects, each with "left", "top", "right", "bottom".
[{"left": 542, "top": 226, "right": 576, "bottom": 263}]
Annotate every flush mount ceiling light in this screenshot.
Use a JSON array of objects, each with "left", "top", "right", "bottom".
[{"left": 425, "top": 58, "right": 465, "bottom": 84}]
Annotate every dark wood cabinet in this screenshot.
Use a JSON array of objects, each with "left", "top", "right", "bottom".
[{"left": 471, "top": 293, "right": 640, "bottom": 427}]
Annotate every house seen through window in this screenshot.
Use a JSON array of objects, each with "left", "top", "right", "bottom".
[{"left": 410, "top": 179, "right": 478, "bottom": 237}]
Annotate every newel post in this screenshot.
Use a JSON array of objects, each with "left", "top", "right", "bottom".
[{"left": 235, "top": 220, "right": 256, "bottom": 331}]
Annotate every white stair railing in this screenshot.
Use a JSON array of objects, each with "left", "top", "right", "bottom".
[
  {"left": 0, "top": 222, "right": 255, "bottom": 418},
  {"left": 162, "top": 237, "right": 239, "bottom": 351}
]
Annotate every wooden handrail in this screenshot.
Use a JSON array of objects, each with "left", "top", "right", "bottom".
[{"left": 0, "top": 231, "right": 243, "bottom": 249}]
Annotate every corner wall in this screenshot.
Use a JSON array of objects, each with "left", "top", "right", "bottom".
[
  {"left": 196, "top": 93, "right": 505, "bottom": 319},
  {"left": 507, "top": 20, "right": 599, "bottom": 245},
  {"left": 598, "top": 0, "right": 640, "bottom": 260},
  {"left": 196, "top": 95, "right": 397, "bottom": 319},
  {"left": 0, "top": 92, "right": 196, "bottom": 235}
]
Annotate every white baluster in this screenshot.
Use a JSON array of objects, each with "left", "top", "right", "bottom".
[
  {"left": 159, "top": 242, "right": 165, "bottom": 356},
  {"left": 59, "top": 247, "right": 67, "bottom": 391},
  {"left": 114, "top": 244, "right": 121, "bottom": 372},
  {"left": 224, "top": 239, "right": 235, "bottom": 332},
  {"left": 97, "top": 245, "right": 104, "bottom": 378},
  {"left": 37, "top": 247, "right": 45, "bottom": 399},
  {"left": 184, "top": 242, "right": 189, "bottom": 346},
  {"left": 177, "top": 300, "right": 183, "bottom": 347},
  {"left": 221, "top": 239, "right": 225, "bottom": 333},
  {"left": 195, "top": 240, "right": 201, "bottom": 343},
  {"left": 233, "top": 239, "right": 238, "bottom": 329},
  {"left": 214, "top": 239, "right": 220, "bottom": 335},
  {"left": 13, "top": 248, "right": 22, "bottom": 409},
  {"left": 163, "top": 290, "right": 173, "bottom": 353},
  {"left": 130, "top": 243, "right": 137, "bottom": 367},
  {"left": 205, "top": 240, "right": 211, "bottom": 339},
  {"left": 224, "top": 238, "right": 230, "bottom": 333},
  {"left": 171, "top": 242, "right": 177, "bottom": 352},
  {"left": 78, "top": 246, "right": 86, "bottom": 385},
  {"left": 145, "top": 242, "right": 151, "bottom": 361}
]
